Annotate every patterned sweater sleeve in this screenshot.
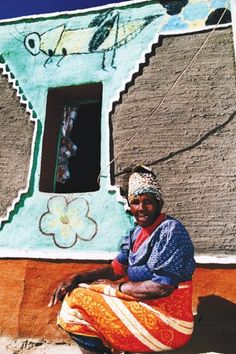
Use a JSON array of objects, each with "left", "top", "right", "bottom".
[{"left": 146, "top": 219, "right": 195, "bottom": 286}]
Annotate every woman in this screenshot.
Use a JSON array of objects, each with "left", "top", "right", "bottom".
[{"left": 49, "top": 166, "right": 195, "bottom": 353}]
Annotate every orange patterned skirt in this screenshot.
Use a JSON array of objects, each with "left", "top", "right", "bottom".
[{"left": 57, "top": 281, "right": 194, "bottom": 352}]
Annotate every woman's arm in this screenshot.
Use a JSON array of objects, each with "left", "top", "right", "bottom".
[
  {"left": 117, "top": 280, "right": 174, "bottom": 299},
  {"left": 48, "top": 264, "right": 122, "bottom": 307}
]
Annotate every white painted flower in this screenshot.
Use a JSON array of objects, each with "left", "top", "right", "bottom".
[{"left": 39, "top": 196, "right": 97, "bottom": 248}]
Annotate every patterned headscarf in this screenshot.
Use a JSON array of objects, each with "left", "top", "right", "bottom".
[{"left": 128, "top": 166, "right": 163, "bottom": 204}]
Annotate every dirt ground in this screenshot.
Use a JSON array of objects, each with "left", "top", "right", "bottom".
[
  {"left": 0, "top": 338, "right": 232, "bottom": 354},
  {"left": 0, "top": 337, "right": 80, "bottom": 354},
  {"left": 0, "top": 336, "right": 228, "bottom": 354}
]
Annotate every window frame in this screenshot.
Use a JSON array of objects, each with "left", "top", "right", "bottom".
[{"left": 39, "top": 83, "right": 103, "bottom": 193}]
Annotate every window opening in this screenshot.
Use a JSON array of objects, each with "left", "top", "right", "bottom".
[{"left": 39, "top": 83, "right": 102, "bottom": 193}]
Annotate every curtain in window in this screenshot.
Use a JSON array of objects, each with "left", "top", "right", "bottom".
[{"left": 57, "top": 105, "right": 78, "bottom": 184}]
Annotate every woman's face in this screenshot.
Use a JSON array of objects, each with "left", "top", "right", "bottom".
[{"left": 129, "top": 194, "right": 161, "bottom": 227}]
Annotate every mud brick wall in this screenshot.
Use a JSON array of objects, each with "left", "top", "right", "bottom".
[
  {"left": 111, "top": 27, "right": 236, "bottom": 255},
  {"left": 0, "top": 74, "right": 34, "bottom": 218}
]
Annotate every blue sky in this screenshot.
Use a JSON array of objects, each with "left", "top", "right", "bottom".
[{"left": 0, "top": 1, "right": 130, "bottom": 19}]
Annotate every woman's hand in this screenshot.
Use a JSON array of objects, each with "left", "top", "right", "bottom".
[
  {"left": 48, "top": 265, "right": 121, "bottom": 307},
  {"left": 48, "top": 274, "right": 80, "bottom": 307}
]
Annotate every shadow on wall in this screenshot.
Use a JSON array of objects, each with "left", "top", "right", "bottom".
[{"left": 165, "top": 295, "right": 236, "bottom": 354}]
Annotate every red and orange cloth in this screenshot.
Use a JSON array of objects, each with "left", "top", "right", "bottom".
[{"left": 58, "top": 280, "right": 193, "bottom": 352}]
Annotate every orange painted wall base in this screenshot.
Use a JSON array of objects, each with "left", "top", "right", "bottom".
[{"left": 0, "top": 259, "right": 235, "bottom": 342}]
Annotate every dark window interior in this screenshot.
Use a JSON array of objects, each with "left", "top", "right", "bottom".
[{"left": 39, "top": 83, "right": 102, "bottom": 193}]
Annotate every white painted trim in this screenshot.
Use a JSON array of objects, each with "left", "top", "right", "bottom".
[
  {"left": 0, "top": 249, "right": 119, "bottom": 260},
  {"left": 195, "top": 254, "right": 236, "bottom": 264},
  {"left": 0, "top": 0, "right": 146, "bottom": 24},
  {"left": 0, "top": 0, "right": 232, "bottom": 30},
  {"left": 0, "top": 249, "right": 235, "bottom": 265}
]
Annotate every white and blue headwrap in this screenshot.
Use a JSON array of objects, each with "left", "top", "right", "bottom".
[{"left": 128, "top": 167, "right": 163, "bottom": 204}]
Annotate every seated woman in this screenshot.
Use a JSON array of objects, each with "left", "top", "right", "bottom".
[{"left": 49, "top": 166, "right": 195, "bottom": 353}]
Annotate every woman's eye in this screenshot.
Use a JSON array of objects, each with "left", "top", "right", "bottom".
[
  {"left": 139, "top": 198, "right": 150, "bottom": 205},
  {"left": 130, "top": 200, "right": 139, "bottom": 205}
]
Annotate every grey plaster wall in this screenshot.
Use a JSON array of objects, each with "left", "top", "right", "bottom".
[
  {"left": 111, "top": 27, "right": 236, "bottom": 255},
  {"left": 0, "top": 73, "right": 34, "bottom": 218}
]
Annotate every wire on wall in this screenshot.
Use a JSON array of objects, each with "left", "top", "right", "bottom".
[{"left": 98, "top": 3, "right": 230, "bottom": 183}]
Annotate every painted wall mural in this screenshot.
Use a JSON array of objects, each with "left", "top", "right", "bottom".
[
  {"left": 22, "top": 3, "right": 231, "bottom": 69},
  {"left": 39, "top": 196, "right": 97, "bottom": 248},
  {"left": 0, "top": 0, "right": 232, "bottom": 259},
  {"left": 24, "top": 9, "right": 163, "bottom": 69}
]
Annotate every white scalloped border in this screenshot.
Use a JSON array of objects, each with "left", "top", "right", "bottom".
[{"left": 0, "top": 59, "right": 38, "bottom": 225}]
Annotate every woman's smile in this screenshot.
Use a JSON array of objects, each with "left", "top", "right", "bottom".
[{"left": 137, "top": 214, "right": 149, "bottom": 221}]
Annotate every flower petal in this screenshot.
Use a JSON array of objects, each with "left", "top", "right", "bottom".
[
  {"left": 68, "top": 198, "right": 88, "bottom": 216},
  {"left": 40, "top": 212, "right": 61, "bottom": 235},
  {"left": 53, "top": 228, "right": 77, "bottom": 248},
  {"left": 47, "top": 196, "right": 67, "bottom": 217},
  {"left": 76, "top": 216, "right": 97, "bottom": 241}
]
